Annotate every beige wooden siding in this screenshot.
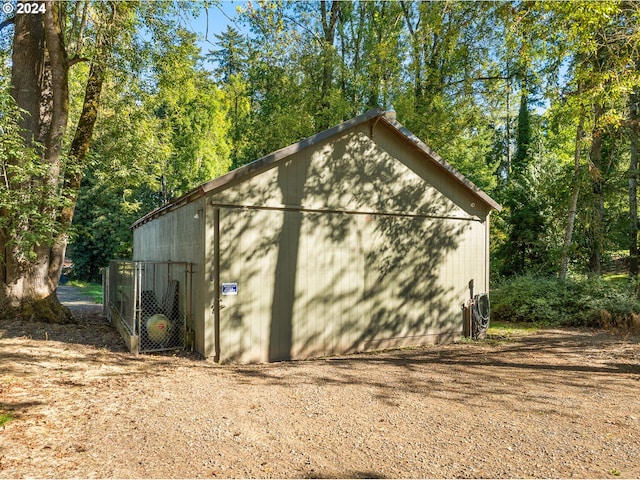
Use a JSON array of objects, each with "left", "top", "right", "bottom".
[
  {"left": 133, "top": 199, "right": 205, "bottom": 264},
  {"left": 134, "top": 118, "right": 492, "bottom": 361},
  {"left": 211, "top": 127, "right": 487, "bottom": 221},
  {"left": 215, "top": 207, "right": 276, "bottom": 362},
  {"left": 210, "top": 121, "right": 490, "bottom": 362},
  {"left": 216, "top": 206, "right": 485, "bottom": 363},
  {"left": 133, "top": 198, "right": 208, "bottom": 354}
]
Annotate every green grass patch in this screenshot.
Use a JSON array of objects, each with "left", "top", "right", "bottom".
[
  {"left": 456, "top": 321, "right": 542, "bottom": 345},
  {"left": 488, "top": 320, "right": 543, "bottom": 337},
  {"left": 603, "top": 273, "right": 630, "bottom": 287},
  {"left": 0, "top": 411, "right": 14, "bottom": 427},
  {"left": 67, "top": 280, "right": 103, "bottom": 304},
  {"left": 484, "top": 320, "right": 543, "bottom": 344}
]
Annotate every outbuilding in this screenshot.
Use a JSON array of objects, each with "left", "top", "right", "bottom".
[{"left": 131, "top": 108, "right": 501, "bottom": 363}]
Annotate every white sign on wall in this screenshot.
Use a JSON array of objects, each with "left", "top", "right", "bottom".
[{"left": 222, "top": 282, "right": 238, "bottom": 295}]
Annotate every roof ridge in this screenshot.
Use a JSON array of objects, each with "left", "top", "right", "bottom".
[{"left": 132, "top": 108, "right": 500, "bottom": 229}]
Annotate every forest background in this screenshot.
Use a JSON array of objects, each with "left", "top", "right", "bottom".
[{"left": 1, "top": 0, "right": 640, "bottom": 326}]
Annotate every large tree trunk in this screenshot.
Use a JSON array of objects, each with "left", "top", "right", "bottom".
[
  {"left": 630, "top": 87, "right": 639, "bottom": 279},
  {"left": 50, "top": 60, "right": 105, "bottom": 289},
  {"left": 2, "top": 1, "right": 108, "bottom": 322},
  {"left": 0, "top": 2, "right": 72, "bottom": 322}
]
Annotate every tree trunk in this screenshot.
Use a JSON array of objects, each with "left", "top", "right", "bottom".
[
  {"left": 559, "top": 109, "right": 585, "bottom": 280},
  {"left": 10, "top": 12, "right": 45, "bottom": 145},
  {"left": 588, "top": 104, "right": 605, "bottom": 276},
  {"left": 2, "top": 1, "right": 111, "bottom": 322},
  {"left": 629, "top": 87, "right": 639, "bottom": 279},
  {"left": 0, "top": 2, "right": 72, "bottom": 322},
  {"left": 318, "top": 0, "right": 340, "bottom": 128},
  {"left": 49, "top": 60, "right": 105, "bottom": 293}
]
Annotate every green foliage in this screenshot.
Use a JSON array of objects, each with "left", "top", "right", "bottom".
[
  {"left": 68, "top": 77, "right": 164, "bottom": 281},
  {"left": 491, "top": 275, "right": 640, "bottom": 329},
  {"left": 17, "top": 0, "right": 637, "bottom": 285},
  {"left": 68, "top": 20, "right": 231, "bottom": 281},
  {"left": 208, "top": 26, "right": 249, "bottom": 84},
  {"left": 497, "top": 173, "right": 555, "bottom": 276},
  {"left": 152, "top": 28, "right": 231, "bottom": 200},
  {"left": 68, "top": 166, "right": 141, "bottom": 282},
  {"left": 513, "top": 92, "right": 531, "bottom": 176},
  {"left": 0, "top": 57, "right": 65, "bottom": 263}
]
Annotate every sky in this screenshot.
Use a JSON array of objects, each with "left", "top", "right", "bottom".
[
  {"left": 184, "top": 1, "right": 249, "bottom": 69},
  {"left": 0, "top": 1, "right": 250, "bottom": 65}
]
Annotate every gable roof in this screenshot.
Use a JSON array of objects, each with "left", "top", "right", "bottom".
[{"left": 132, "top": 108, "right": 501, "bottom": 229}]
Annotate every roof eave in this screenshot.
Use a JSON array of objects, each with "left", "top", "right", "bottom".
[
  {"left": 378, "top": 115, "right": 503, "bottom": 213},
  {"left": 131, "top": 108, "right": 386, "bottom": 229},
  {"left": 131, "top": 107, "right": 501, "bottom": 229},
  {"left": 131, "top": 185, "right": 206, "bottom": 229}
]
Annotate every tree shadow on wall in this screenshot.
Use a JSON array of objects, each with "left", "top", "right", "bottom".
[
  {"left": 292, "top": 128, "right": 470, "bottom": 357},
  {"left": 216, "top": 121, "right": 477, "bottom": 362},
  {"left": 268, "top": 156, "right": 312, "bottom": 361}
]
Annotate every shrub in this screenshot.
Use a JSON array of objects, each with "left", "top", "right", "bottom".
[{"left": 490, "top": 275, "right": 640, "bottom": 332}]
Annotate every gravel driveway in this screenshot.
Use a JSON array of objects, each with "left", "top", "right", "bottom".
[{"left": 1, "top": 290, "right": 639, "bottom": 478}]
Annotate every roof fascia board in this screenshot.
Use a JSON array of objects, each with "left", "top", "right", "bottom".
[
  {"left": 379, "top": 116, "right": 502, "bottom": 212},
  {"left": 131, "top": 186, "right": 206, "bottom": 229},
  {"left": 199, "top": 108, "right": 385, "bottom": 196},
  {"left": 132, "top": 107, "right": 501, "bottom": 229},
  {"left": 132, "top": 108, "right": 384, "bottom": 229}
]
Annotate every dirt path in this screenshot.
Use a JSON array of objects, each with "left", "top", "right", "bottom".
[
  {"left": 1, "top": 308, "right": 640, "bottom": 478},
  {"left": 57, "top": 284, "right": 103, "bottom": 319}
]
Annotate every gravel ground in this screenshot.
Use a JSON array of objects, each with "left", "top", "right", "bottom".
[{"left": 1, "top": 287, "right": 640, "bottom": 478}]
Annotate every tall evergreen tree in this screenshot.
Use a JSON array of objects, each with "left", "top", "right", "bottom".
[{"left": 207, "top": 26, "right": 248, "bottom": 84}]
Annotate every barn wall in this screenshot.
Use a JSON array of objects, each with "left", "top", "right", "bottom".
[
  {"left": 132, "top": 198, "right": 208, "bottom": 355},
  {"left": 209, "top": 122, "right": 490, "bottom": 363},
  {"left": 211, "top": 123, "right": 491, "bottom": 220}
]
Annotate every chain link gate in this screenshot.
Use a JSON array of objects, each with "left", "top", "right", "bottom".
[{"left": 107, "top": 261, "right": 193, "bottom": 354}]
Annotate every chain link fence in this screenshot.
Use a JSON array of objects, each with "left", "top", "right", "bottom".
[{"left": 106, "top": 261, "right": 193, "bottom": 354}]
